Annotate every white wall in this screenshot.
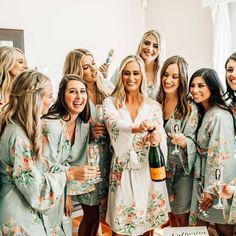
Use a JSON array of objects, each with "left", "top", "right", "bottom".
[
  {"left": 0, "top": 0, "right": 145, "bottom": 92},
  {"left": 145, "top": 0, "right": 213, "bottom": 77},
  {"left": 229, "top": 2, "right": 236, "bottom": 52}
]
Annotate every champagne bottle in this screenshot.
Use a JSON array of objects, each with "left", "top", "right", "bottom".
[{"left": 148, "top": 129, "right": 166, "bottom": 182}]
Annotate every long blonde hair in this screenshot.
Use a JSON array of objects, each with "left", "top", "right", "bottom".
[
  {"left": 0, "top": 46, "right": 24, "bottom": 98},
  {"left": 136, "top": 30, "right": 163, "bottom": 87},
  {"left": 111, "top": 55, "right": 148, "bottom": 109},
  {"left": 63, "top": 48, "right": 109, "bottom": 104},
  {"left": 0, "top": 70, "right": 50, "bottom": 160}
]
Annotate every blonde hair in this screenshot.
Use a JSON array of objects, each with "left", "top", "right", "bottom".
[
  {"left": 0, "top": 70, "right": 50, "bottom": 160},
  {"left": 111, "top": 55, "right": 148, "bottom": 109},
  {"left": 63, "top": 48, "right": 109, "bottom": 104},
  {"left": 0, "top": 46, "right": 24, "bottom": 98},
  {"left": 136, "top": 30, "right": 163, "bottom": 88}
]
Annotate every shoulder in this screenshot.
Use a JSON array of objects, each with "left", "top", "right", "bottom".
[
  {"left": 206, "top": 107, "right": 233, "bottom": 123},
  {"left": 41, "top": 118, "right": 66, "bottom": 135},
  {"left": 145, "top": 98, "right": 162, "bottom": 111}
]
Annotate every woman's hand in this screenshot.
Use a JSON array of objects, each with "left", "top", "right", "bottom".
[
  {"left": 65, "top": 195, "right": 72, "bottom": 217},
  {"left": 66, "top": 165, "right": 100, "bottom": 181},
  {"left": 168, "top": 132, "right": 187, "bottom": 149},
  {"left": 146, "top": 129, "right": 162, "bottom": 146},
  {"left": 91, "top": 123, "right": 107, "bottom": 139},
  {"left": 132, "top": 120, "right": 155, "bottom": 133},
  {"left": 98, "top": 63, "right": 109, "bottom": 79},
  {"left": 213, "top": 184, "right": 233, "bottom": 199},
  {"left": 199, "top": 192, "right": 213, "bottom": 211}
]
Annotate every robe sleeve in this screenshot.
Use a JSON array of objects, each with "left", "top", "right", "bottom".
[
  {"left": 11, "top": 135, "right": 67, "bottom": 212},
  {"left": 204, "top": 111, "right": 234, "bottom": 195}
]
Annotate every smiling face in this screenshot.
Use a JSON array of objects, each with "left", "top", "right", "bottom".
[
  {"left": 226, "top": 59, "right": 236, "bottom": 91},
  {"left": 189, "top": 76, "right": 211, "bottom": 109},
  {"left": 9, "top": 51, "right": 28, "bottom": 78},
  {"left": 122, "top": 61, "right": 142, "bottom": 94},
  {"left": 64, "top": 80, "right": 88, "bottom": 116},
  {"left": 162, "top": 63, "right": 180, "bottom": 95},
  {"left": 81, "top": 55, "right": 98, "bottom": 84},
  {"left": 139, "top": 34, "right": 159, "bottom": 63}
]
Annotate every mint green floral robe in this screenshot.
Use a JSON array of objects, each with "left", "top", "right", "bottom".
[
  {"left": 226, "top": 99, "right": 236, "bottom": 224},
  {"left": 189, "top": 107, "right": 236, "bottom": 225},
  {"left": 103, "top": 97, "right": 169, "bottom": 235},
  {"left": 0, "top": 122, "right": 67, "bottom": 236},
  {"left": 164, "top": 101, "right": 198, "bottom": 214},
  {"left": 42, "top": 118, "right": 93, "bottom": 235},
  {"left": 76, "top": 101, "right": 112, "bottom": 219}
]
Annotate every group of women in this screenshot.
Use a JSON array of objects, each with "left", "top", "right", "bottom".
[{"left": 0, "top": 29, "right": 236, "bottom": 236}]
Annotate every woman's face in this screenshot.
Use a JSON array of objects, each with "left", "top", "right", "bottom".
[
  {"left": 140, "top": 34, "right": 159, "bottom": 63},
  {"left": 9, "top": 51, "right": 28, "bottom": 78},
  {"left": 162, "top": 63, "right": 180, "bottom": 95},
  {"left": 122, "top": 61, "right": 142, "bottom": 93},
  {"left": 64, "top": 80, "right": 87, "bottom": 116},
  {"left": 226, "top": 59, "right": 236, "bottom": 91},
  {"left": 189, "top": 76, "right": 211, "bottom": 108},
  {"left": 41, "top": 82, "right": 54, "bottom": 115},
  {"left": 81, "top": 55, "right": 98, "bottom": 84}
]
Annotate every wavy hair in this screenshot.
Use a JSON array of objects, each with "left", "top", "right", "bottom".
[
  {"left": 0, "top": 46, "right": 24, "bottom": 98},
  {"left": 225, "top": 52, "right": 236, "bottom": 102},
  {"left": 43, "top": 74, "right": 90, "bottom": 123},
  {"left": 0, "top": 70, "right": 50, "bottom": 160},
  {"left": 63, "top": 48, "right": 109, "bottom": 104},
  {"left": 136, "top": 30, "right": 163, "bottom": 87},
  {"left": 157, "top": 55, "right": 189, "bottom": 119},
  {"left": 111, "top": 55, "right": 148, "bottom": 109}
]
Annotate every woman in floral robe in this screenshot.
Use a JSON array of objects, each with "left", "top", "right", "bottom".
[
  {"left": 103, "top": 55, "right": 169, "bottom": 236},
  {"left": 0, "top": 71, "right": 88, "bottom": 236},
  {"left": 157, "top": 56, "right": 199, "bottom": 227},
  {"left": 63, "top": 49, "right": 112, "bottom": 235},
  {"left": 189, "top": 68, "right": 236, "bottom": 236},
  {"left": 214, "top": 52, "right": 236, "bottom": 225},
  {"left": 42, "top": 75, "right": 98, "bottom": 235}
]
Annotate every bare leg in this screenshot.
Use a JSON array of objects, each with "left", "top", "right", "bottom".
[
  {"left": 142, "top": 229, "right": 154, "bottom": 236},
  {"left": 78, "top": 204, "right": 99, "bottom": 236},
  {"left": 176, "top": 212, "right": 190, "bottom": 226},
  {"left": 215, "top": 223, "right": 234, "bottom": 236},
  {"left": 168, "top": 212, "right": 179, "bottom": 227}
]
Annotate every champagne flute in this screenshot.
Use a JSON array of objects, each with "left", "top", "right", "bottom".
[
  {"left": 170, "top": 119, "right": 181, "bottom": 155},
  {"left": 87, "top": 143, "right": 102, "bottom": 184},
  {"left": 95, "top": 104, "right": 106, "bottom": 139},
  {"left": 213, "top": 167, "right": 225, "bottom": 209},
  {"left": 195, "top": 180, "right": 209, "bottom": 218}
]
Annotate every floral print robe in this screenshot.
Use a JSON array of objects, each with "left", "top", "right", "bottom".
[
  {"left": 189, "top": 107, "right": 236, "bottom": 225},
  {"left": 103, "top": 97, "right": 169, "bottom": 235},
  {"left": 41, "top": 118, "right": 92, "bottom": 235},
  {"left": 0, "top": 122, "right": 67, "bottom": 236},
  {"left": 226, "top": 99, "right": 236, "bottom": 224},
  {"left": 164, "top": 102, "right": 198, "bottom": 212},
  {"left": 76, "top": 101, "right": 112, "bottom": 219}
]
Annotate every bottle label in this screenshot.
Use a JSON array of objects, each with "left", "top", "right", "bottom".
[{"left": 150, "top": 167, "right": 166, "bottom": 180}]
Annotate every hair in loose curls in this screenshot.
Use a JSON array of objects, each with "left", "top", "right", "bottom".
[
  {"left": 111, "top": 55, "right": 148, "bottom": 109},
  {"left": 43, "top": 74, "right": 90, "bottom": 123},
  {"left": 0, "top": 70, "right": 50, "bottom": 160},
  {"left": 0, "top": 46, "right": 25, "bottom": 98},
  {"left": 157, "top": 55, "right": 189, "bottom": 119},
  {"left": 63, "top": 48, "right": 110, "bottom": 104}
]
